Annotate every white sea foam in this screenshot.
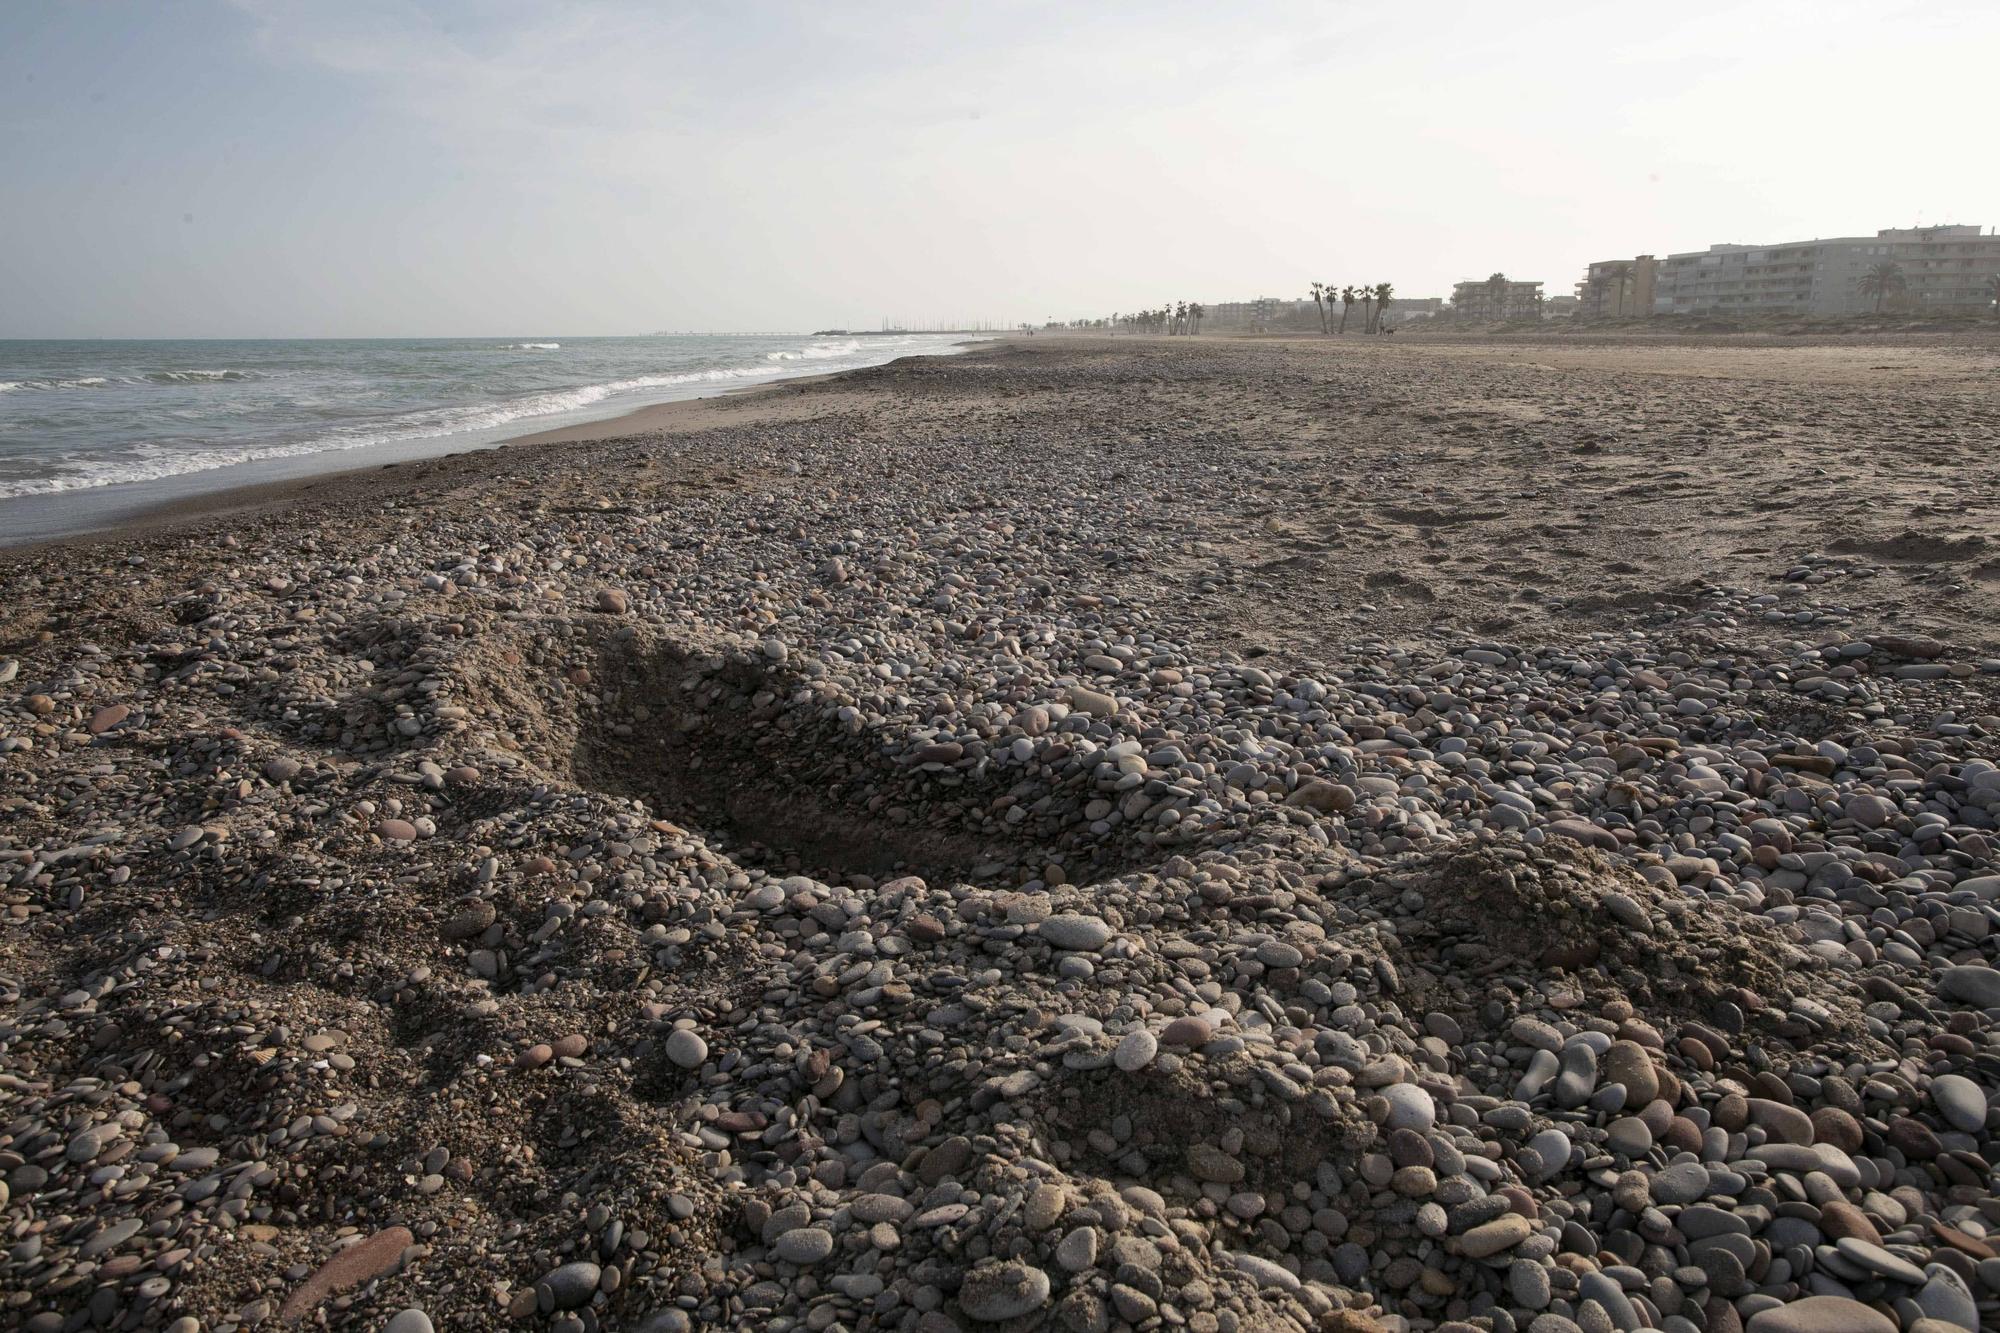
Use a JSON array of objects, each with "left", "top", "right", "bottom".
[
  {"left": 766, "top": 339, "right": 864, "bottom": 362},
  {"left": 503, "top": 342, "right": 562, "bottom": 350}
]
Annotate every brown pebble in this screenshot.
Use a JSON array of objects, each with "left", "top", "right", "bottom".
[
  {"left": 1703, "top": 1295, "right": 1743, "bottom": 1333},
  {"left": 88, "top": 703, "right": 131, "bottom": 734},
  {"left": 1816, "top": 1200, "right": 1881, "bottom": 1245},
  {"left": 1887, "top": 1117, "right": 1941, "bottom": 1160},
  {"left": 1660, "top": 1117, "right": 1704, "bottom": 1154},
  {"left": 278, "top": 1225, "right": 415, "bottom": 1320},
  {"left": 1932, "top": 1222, "right": 1997, "bottom": 1260},
  {"left": 1811, "top": 1107, "right": 1863, "bottom": 1153}
]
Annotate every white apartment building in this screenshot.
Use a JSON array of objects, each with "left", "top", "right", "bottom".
[{"left": 1654, "top": 225, "right": 2000, "bottom": 317}]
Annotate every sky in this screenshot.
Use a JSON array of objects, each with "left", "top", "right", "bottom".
[{"left": 2, "top": 0, "right": 1996, "bottom": 338}]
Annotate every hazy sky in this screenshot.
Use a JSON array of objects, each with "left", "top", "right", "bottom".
[{"left": 4, "top": 0, "right": 1995, "bottom": 337}]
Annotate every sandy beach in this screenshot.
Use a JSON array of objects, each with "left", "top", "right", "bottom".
[{"left": 4, "top": 333, "right": 2000, "bottom": 1332}]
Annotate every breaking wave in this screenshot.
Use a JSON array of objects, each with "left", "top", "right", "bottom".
[
  {"left": 0, "top": 371, "right": 260, "bottom": 390},
  {"left": 0, "top": 376, "right": 111, "bottom": 392},
  {"left": 766, "top": 339, "right": 864, "bottom": 362},
  {"left": 142, "top": 369, "right": 259, "bottom": 384}
]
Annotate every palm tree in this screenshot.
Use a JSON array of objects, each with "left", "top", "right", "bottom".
[
  {"left": 1339, "top": 285, "right": 1357, "bottom": 334},
  {"left": 1859, "top": 261, "right": 1906, "bottom": 314},
  {"left": 1987, "top": 274, "right": 2000, "bottom": 319},
  {"left": 1190, "top": 302, "right": 1204, "bottom": 335},
  {"left": 1309, "top": 282, "right": 1328, "bottom": 334},
  {"left": 1373, "top": 282, "right": 1395, "bottom": 332},
  {"left": 1486, "top": 273, "right": 1509, "bottom": 321}
]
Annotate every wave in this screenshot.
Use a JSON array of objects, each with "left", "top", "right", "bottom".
[
  {"left": 503, "top": 342, "right": 561, "bottom": 350},
  {"left": 766, "top": 338, "right": 864, "bottom": 362},
  {"left": 0, "top": 376, "right": 110, "bottom": 392},
  {"left": 1, "top": 371, "right": 260, "bottom": 391},
  {"left": 142, "top": 369, "right": 259, "bottom": 384}
]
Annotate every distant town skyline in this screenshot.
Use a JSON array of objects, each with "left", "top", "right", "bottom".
[{"left": 3, "top": 1, "right": 1997, "bottom": 338}]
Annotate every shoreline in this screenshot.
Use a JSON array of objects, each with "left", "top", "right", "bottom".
[
  {"left": 0, "top": 343, "right": 983, "bottom": 550},
  {"left": 0, "top": 370, "right": 830, "bottom": 554}
]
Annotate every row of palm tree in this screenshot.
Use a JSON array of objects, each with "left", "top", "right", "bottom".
[
  {"left": 1111, "top": 303, "right": 1204, "bottom": 335},
  {"left": 1309, "top": 282, "right": 1397, "bottom": 334}
]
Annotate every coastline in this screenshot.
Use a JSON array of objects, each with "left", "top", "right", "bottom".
[
  {"left": 0, "top": 344, "right": 980, "bottom": 550},
  {"left": 0, "top": 371, "right": 814, "bottom": 553}
]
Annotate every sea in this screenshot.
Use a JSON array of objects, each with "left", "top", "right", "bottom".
[{"left": 0, "top": 333, "right": 982, "bottom": 535}]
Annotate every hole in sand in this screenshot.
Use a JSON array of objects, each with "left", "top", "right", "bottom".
[{"left": 576, "top": 643, "right": 1068, "bottom": 888}]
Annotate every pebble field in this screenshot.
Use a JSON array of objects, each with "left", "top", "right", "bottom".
[{"left": 3, "top": 334, "right": 2000, "bottom": 1333}]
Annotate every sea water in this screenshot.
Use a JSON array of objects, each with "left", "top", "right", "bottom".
[{"left": 0, "top": 333, "right": 979, "bottom": 502}]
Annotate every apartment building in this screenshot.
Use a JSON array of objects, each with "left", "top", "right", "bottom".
[
  {"left": 1450, "top": 276, "right": 1545, "bottom": 320},
  {"left": 1204, "top": 297, "right": 1317, "bottom": 331},
  {"left": 1576, "top": 255, "right": 1659, "bottom": 317},
  {"left": 1653, "top": 225, "right": 2000, "bottom": 317},
  {"left": 1379, "top": 296, "right": 1445, "bottom": 325}
]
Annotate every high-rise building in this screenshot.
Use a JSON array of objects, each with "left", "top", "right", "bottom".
[{"left": 1653, "top": 226, "right": 2000, "bottom": 316}]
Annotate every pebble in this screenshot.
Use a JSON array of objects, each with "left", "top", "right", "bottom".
[
  {"left": 1940, "top": 966, "right": 2000, "bottom": 1006},
  {"left": 664, "top": 1028, "right": 708, "bottom": 1069},
  {"left": 772, "top": 1227, "right": 834, "bottom": 1264},
  {"left": 1113, "top": 1028, "right": 1158, "bottom": 1071},
  {"left": 1039, "top": 913, "right": 1112, "bottom": 950},
  {"left": 1834, "top": 1237, "right": 1926, "bottom": 1285},
  {"left": 1745, "top": 1296, "right": 1896, "bottom": 1333},
  {"left": 1382, "top": 1082, "right": 1436, "bottom": 1132},
  {"left": 1463, "top": 1214, "right": 1535, "bottom": 1258},
  {"left": 4, "top": 339, "right": 1998, "bottom": 1333},
  {"left": 1930, "top": 1073, "right": 1987, "bottom": 1132},
  {"left": 957, "top": 1260, "right": 1051, "bottom": 1321},
  {"left": 537, "top": 1261, "right": 603, "bottom": 1312}
]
